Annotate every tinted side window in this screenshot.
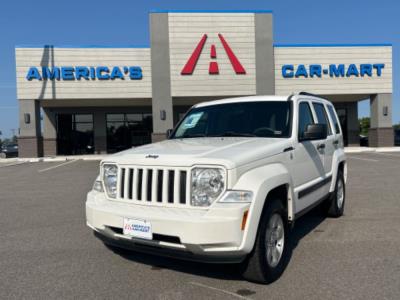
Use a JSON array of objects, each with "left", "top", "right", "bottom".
[
  {"left": 327, "top": 105, "right": 341, "bottom": 134},
  {"left": 313, "top": 103, "right": 332, "bottom": 135},
  {"left": 298, "top": 102, "right": 314, "bottom": 139}
]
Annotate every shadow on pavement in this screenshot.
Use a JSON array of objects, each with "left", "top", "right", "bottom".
[{"left": 102, "top": 206, "right": 327, "bottom": 282}]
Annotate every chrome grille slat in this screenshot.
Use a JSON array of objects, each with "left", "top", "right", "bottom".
[
  {"left": 162, "top": 169, "right": 169, "bottom": 204},
  {"left": 151, "top": 169, "right": 158, "bottom": 203},
  {"left": 116, "top": 166, "right": 189, "bottom": 206},
  {"left": 141, "top": 169, "right": 148, "bottom": 201},
  {"left": 185, "top": 171, "right": 191, "bottom": 206},
  {"left": 132, "top": 168, "right": 138, "bottom": 200},
  {"left": 124, "top": 168, "right": 130, "bottom": 200},
  {"left": 173, "top": 171, "right": 180, "bottom": 204}
]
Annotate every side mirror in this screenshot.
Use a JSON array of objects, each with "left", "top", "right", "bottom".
[
  {"left": 166, "top": 129, "right": 173, "bottom": 139},
  {"left": 301, "top": 124, "right": 327, "bottom": 141}
]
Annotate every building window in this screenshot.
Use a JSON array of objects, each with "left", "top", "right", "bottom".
[
  {"left": 57, "top": 114, "right": 94, "bottom": 155},
  {"left": 106, "top": 113, "right": 152, "bottom": 153}
]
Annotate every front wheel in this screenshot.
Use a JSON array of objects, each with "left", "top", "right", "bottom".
[{"left": 241, "top": 198, "right": 289, "bottom": 284}]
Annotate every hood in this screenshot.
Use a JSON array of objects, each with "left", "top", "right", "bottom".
[{"left": 107, "top": 137, "right": 291, "bottom": 169}]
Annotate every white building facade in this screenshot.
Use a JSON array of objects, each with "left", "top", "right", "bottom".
[{"left": 15, "top": 10, "right": 393, "bottom": 157}]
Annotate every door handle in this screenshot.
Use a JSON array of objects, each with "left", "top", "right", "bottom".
[
  {"left": 317, "top": 143, "right": 326, "bottom": 150},
  {"left": 333, "top": 140, "right": 339, "bottom": 145}
]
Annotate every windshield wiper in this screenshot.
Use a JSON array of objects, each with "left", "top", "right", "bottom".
[
  {"left": 177, "top": 133, "right": 206, "bottom": 139},
  {"left": 213, "top": 131, "right": 256, "bottom": 137}
]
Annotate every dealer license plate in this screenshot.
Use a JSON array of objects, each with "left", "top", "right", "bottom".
[{"left": 123, "top": 218, "right": 153, "bottom": 240}]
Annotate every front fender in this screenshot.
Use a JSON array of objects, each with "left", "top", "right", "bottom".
[{"left": 232, "top": 163, "right": 293, "bottom": 253}]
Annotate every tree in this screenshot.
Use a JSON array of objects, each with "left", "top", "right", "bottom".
[
  {"left": 394, "top": 123, "right": 400, "bottom": 130},
  {"left": 359, "top": 117, "right": 370, "bottom": 136}
]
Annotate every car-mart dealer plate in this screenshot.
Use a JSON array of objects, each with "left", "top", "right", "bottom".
[{"left": 123, "top": 218, "right": 153, "bottom": 240}]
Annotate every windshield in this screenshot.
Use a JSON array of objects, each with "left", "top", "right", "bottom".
[{"left": 172, "top": 101, "right": 292, "bottom": 139}]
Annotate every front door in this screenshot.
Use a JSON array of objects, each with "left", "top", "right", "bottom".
[
  {"left": 291, "top": 101, "right": 326, "bottom": 213},
  {"left": 312, "top": 102, "right": 335, "bottom": 177}
]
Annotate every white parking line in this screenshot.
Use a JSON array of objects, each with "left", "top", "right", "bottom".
[
  {"left": 347, "top": 156, "right": 378, "bottom": 162},
  {"left": 38, "top": 160, "right": 79, "bottom": 173},
  {"left": 189, "top": 282, "right": 251, "bottom": 300}
]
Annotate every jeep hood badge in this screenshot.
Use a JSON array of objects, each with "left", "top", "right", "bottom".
[{"left": 145, "top": 154, "right": 159, "bottom": 159}]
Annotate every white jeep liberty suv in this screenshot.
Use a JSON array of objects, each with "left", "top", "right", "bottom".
[{"left": 86, "top": 92, "right": 347, "bottom": 283}]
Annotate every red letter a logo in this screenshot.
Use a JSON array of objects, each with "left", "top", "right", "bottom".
[{"left": 181, "top": 34, "right": 246, "bottom": 75}]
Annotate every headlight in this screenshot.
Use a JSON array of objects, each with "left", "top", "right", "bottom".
[
  {"left": 191, "top": 168, "right": 225, "bottom": 206},
  {"left": 218, "top": 191, "right": 253, "bottom": 203},
  {"left": 92, "top": 176, "right": 104, "bottom": 193},
  {"left": 103, "top": 164, "right": 118, "bottom": 198}
]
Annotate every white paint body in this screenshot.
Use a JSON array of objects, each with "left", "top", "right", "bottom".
[{"left": 86, "top": 94, "right": 347, "bottom": 261}]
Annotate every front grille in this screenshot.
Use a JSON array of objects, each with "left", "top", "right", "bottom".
[{"left": 117, "top": 166, "right": 190, "bottom": 206}]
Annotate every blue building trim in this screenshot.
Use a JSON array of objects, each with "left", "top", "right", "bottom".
[
  {"left": 150, "top": 9, "right": 273, "bottom": 13},
  {"left": 274, "top": 43, "right": 392, "bottom": 48},
  {"left": 15, "top": 44, "right": 150, "bottom": 49}
]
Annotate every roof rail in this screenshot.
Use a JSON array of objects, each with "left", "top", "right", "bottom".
[
  {"left": 287, "top": 93, "right": 295, "bottom": 101},
  {"left": 298, "top": 91, "right": 329, "bottom": 100}
]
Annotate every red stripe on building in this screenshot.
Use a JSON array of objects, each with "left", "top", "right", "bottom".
[
  {"left": 181, "top": 34, "right": 208, "bottom": 75},
  {"left": 209, "top": 61, "right": 219, "bottom": 74},
  {"left": 210, "top": 44, "right": 216, "bottom": 58},
  {"left": 218, "top": 33, "right": 246, "bottom": 74}
]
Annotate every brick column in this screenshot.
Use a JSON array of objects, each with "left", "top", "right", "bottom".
[
  {"left": 370, "top": 94, "right": 393, "bottom": 147},
  {"left": 150, "top": 13, "right": 173, "bottom": 143},
  {"left": 18, "top": 100, "right": 42, "bottom": 158},
  {"left": 43, "top": 108, "right": 57, "bottom": 156}
]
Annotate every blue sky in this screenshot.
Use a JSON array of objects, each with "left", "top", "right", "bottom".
[{"left": 0, "top": 0, "right": 398, "bottom": 138}]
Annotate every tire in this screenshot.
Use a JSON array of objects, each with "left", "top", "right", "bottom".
[
  {"left": 241, "top": 198, "right": 289, "bottom": 284},
  {"left": 325, "top": 169, "right": 345, "bottom": 218}
]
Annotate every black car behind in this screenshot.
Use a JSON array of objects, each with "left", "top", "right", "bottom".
[{"left": 0, "top": 143, "right": 19, "bottom": 158}]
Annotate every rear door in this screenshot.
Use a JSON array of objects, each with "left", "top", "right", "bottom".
[{"left": 312, "top": 102, "right": 335, "bottom": 176}]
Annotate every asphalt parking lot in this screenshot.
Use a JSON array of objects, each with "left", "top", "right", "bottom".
[{"left": 0, "top": 153, "right": 400, "bottom": 299}]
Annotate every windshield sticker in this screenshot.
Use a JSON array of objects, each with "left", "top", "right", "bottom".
[{"left": 182, "top": 112, "right": 203, "bottom": 129}]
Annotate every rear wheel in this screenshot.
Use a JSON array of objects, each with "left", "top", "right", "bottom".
[
  {"left": 325, "top": 169, "right": 345, "bottom": 218},
  {"left": 242, "top": 198, "right": 289, "bottom": 284}
]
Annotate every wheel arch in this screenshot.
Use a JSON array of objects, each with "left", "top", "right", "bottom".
[
  {"left": 329, "top": 149, "right": 347, "bottom": 192},
  {"left": 233, "top": 163, "right": 294, "bottom": 253}
]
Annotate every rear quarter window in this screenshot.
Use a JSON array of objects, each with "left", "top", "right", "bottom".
[{"left": 327, "top": 105, "right": 341, "bottom": 134}]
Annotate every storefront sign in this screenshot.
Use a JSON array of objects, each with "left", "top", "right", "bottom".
[
  {"left": 281, "top": 63, "right": 385, "bottom": 78},
  {"left": 25, "top": 66, "right": 143, "bottom": 81}
]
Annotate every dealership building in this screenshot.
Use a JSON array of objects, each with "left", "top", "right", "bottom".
[{"left": 15, "top": 10, "right": 393, "bottom": 157}]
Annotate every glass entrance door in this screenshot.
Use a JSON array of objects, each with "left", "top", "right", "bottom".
[{"left": 56, "top": 114, "right": 94, "bottom": 155}]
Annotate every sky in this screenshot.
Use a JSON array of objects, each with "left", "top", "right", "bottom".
[{"left": 0, "top": 0, "right": 398, "bottom": 138}]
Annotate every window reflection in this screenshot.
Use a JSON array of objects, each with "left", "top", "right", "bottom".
[{"left": 106, "top": 113, "right": 152, "bottom": 153}]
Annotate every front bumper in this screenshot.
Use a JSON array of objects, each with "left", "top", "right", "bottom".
[{"left": 86, "top": 191, "right": 250, "bottom": 263}]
